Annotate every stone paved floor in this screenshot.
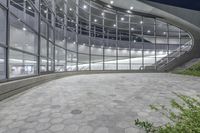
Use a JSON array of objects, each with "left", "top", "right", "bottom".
[{"left": 0, "top": 73, "right": 200, "bottom": 133}]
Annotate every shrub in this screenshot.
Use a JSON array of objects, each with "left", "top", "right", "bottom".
[{"left": 135, "top": 93, "right": 200, "bottom": 133}]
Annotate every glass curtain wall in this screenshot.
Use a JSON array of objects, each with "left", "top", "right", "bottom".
[{"left": 0, "top": 0, "right": 193, "bottom": 81}]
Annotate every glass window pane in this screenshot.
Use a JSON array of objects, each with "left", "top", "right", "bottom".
[
  {"left": 55, "top": 46, "right": 65, "bottom": 72},
  {"left": 40, "top": 57, "right": 47, "bottom": 72},
  {"left": 0, "top": 47, "right": 6, "bottom": 80},
  {"left": 40, "top": 37, "right": 47, "bottom": 57},
  {"left": 67, "top": 51, "right": 77, "bottom": 71},
  {"left": 0, "top": 7, "right": 6, "bottom": 45},
  {"left": 10, "top": 15, "right": 38, "bottom": 54},
  {"left": 9, "top": 50, "right": 37, "bottom": 78}
]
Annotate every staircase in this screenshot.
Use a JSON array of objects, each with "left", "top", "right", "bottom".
[{"left": 156, "top": 40, "right": 193, "bottom": 71}]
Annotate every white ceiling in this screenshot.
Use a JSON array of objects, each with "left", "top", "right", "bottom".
[{"left": 99, "top": 0, "right": 154, "bottom": 14}]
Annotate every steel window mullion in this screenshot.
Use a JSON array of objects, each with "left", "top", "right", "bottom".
[
  {"left": 89, "top": 0, "right": 91, "bottom": 71},
  {"left": 9, "top": 47, "right": 39, "bottom": 56},
  {"left": 167, "top": 23, "right": 169, "bottom": 63},
  {"left": 75, "top": 0, "right": 79, "bottom": 71},
  {"left": 102, "top": 10, "right": 105, "bottom": 71},
  {"left": 52, "top": 0, "right": 55, "bottom": 72},
  {"left": 129, "top": 15, "right": 131, "bottom": 70},
  {"left": 154, "top": 19, "right": 157, "bottom": 70},
  {"left": 179, "top": 29, "right": 181, "bottom": 56},
  {"left": 64, "top": 1, "right": 67, "bottom": 71},
  {"left": 141, "top": 17, "right": 144, "bottom": 69},
  {"left": 37, "top": 0, "right": 41, "bottom": 75},
  {"left": 116, "top": 13, "right": 118, "bottom": 71},
  {"left": 6, "top": 0, "right": 10, "bottom": 79}
]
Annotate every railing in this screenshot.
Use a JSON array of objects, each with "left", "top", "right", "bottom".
[{"left": 156, "top": 40, "right": 192, "bottom": 71}]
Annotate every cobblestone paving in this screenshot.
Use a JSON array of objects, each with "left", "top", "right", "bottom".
[{"left": 0, "top": 73, "right": 200, "bottom": 133}]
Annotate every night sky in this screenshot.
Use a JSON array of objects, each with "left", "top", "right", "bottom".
[{"left": 148, "top": 0, "right": 200, "bottom": 11}]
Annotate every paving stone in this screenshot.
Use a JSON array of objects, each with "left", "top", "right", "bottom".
[
  {"left": 63, "top": 124, "right": 79, "bottom": 133},
  {"left": 94, "top": 127, "right": 109, "bottom": 133},
  {"left": 78, "top": 126, "right": 93, "bottom": 133},
  {"left": 50, "top": 124, "right": 65, "bottom": 132}
]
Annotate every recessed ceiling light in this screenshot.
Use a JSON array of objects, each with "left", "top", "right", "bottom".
[
  {"left": 28, "top": 6, "right": 32, "bottom": 10},
  {"left": 163, "top": 32, "right": 166, "bottom": 35},
  {"left": 22, "top": 27, "right": 27, "bottom": 31},
  {"left": 127, "top": 10, "right": 131, "bottom": 13},
  {"left": 44, "top": 10, "right": 48, "bottom": 14},
  {"left": 134, "top": 40, "right": 136, "bottom": 43},
  {"left": 69, "top": 8, "right": 72, "bottom": 11},
  {"left": 107, "top": 5, "right": 112, "bottom": 8},
  {"left": 140, "top": 21, "right": 143, "bottom": 24},
  {"left": 83, "top": 5, "right": 87, "bottom": 9},
  {"left": 101, "top": 12, "right": 104, "bottom": 16},
  {"left": 131, "top": 28, "right": 134, "bottom": 31},
  {"left": 94, "top": 19, "right": 97, "bottom": 22},
  {"left": 147, "top": 30, "right": 151, "bottom": 33},
  {"left": 113, "top": 24, "right": 116, "bottom": 27},
  {"left": 121, "top": 17, "right": 124, "bottom": 21},
  {"left": 130, "top": 6, "right": 134, "bottom": 10},
  {"left": 110, "top": 1, "right": 114, "bottom": 4}
]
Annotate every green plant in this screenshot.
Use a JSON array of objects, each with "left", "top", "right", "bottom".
[
  {"left": 135, "top": 92, "right": 200, "bottom": 133},
  {"left": 175, "top": 62, "right": 200, "bottom": 77}
]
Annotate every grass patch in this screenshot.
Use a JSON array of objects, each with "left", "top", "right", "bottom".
[{"left": 135, "top": 93, "right": 200, "bottom": 133}]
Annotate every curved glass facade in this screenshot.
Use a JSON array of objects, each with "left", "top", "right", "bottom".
[{"left": 0, "top": 0, "right": 193, "bottom": 80}]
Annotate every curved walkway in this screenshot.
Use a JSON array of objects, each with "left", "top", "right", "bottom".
[{"left": 0, "top": 73, "right": 200, "bottom": 133}]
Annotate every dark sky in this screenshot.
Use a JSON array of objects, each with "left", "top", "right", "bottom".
[{"left": 148, "top": 0, "right": 200, "bottom": 11}]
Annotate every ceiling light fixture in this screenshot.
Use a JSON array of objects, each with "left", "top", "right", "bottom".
[
  {"left": 127, "top": 10, "right": 131, "bottom": 14},
  {"left": 22, "top": 27, "right": 27, "bottom": 31},
  {"left": 110, "top": 1, "right": 114, "bottom": 4},
  {"left": 107, "top": 5, "right": 112, "bottom": 8},
  {"left": 130, "top": 6, "right": 134, "bottom": 10},
  {"left": 94, "top": 19, "right": 97, "bottom": 22},
  {"left": 121, "top": 17, "right": 124, "bottom": 21},
  {"left": 147, "top": 30, "right": 151, "bottom": 33},
  {"left": 131, "top": 28, "right": 134, "bottom": 31},
  {"left": 83, "top": 5, "right": 87, "bottom": 9},
  {"left": 44, "top": 10, "right": 48, "bottom": 14}
]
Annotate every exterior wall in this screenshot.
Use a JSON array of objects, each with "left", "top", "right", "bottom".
[{"left": 141, "top": 0, "right": 200, "bottom": 71}]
